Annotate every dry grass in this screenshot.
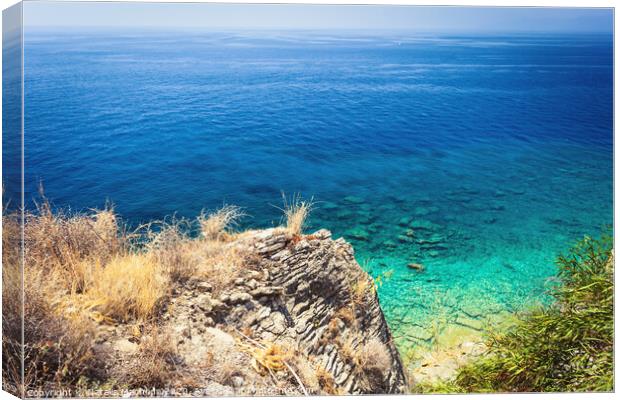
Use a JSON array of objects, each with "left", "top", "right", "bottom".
[
  {"left": 148, "top": 211, "right": 248, "bottom": 294},
  {"left": 23, "top": 266, "right": 101, "bottom": 393},
  {"left": 315, "top": 365, "right": 340, "bottom": 395},
  {"left": 290, "top": 356, "right": 320, "bottom": 394},
  {"left": 334, "top": 306, "right": 357, "bottom": 326},
  {"left": 122, "top": 327, "right": 182, "bottom": 388},
  {"left": 236, "top": 332, "right": 313, "bottom": 395},
  {"left": 24, "top": 204, "right": 123, "bottom": 293},
  {"left": 2, "top": 211, "right": 102, "bottom": 394},
  {"left": 243, "top": 342, "right": 290, "bottom": 375},
  {"left": 359, "top": 337, "right": 392, "bottom": 391},
  {"left": 336, "top": 332, "right": 384, "bottom": 368},
  {"left": 147, "top": 218, "right": 197, "bottom": 283},
  {"left": 318, "top": 320, "right": 387, "bottom": 394},
  {"left": 327, "top": 317, "right": 342, "bottom": 338},
  {"left": 18, "top": 200, "right": 250, "bottom": 324},
  {"left": 192, "top": 240, "right": 248, "bottom": 296},
  {"left": 2, "top": 195, "right": 257, "bottom": 393},
  {"left": 280, "top": 193, "right": 313, "bottom": 235},
  {"left": 84, "top": 253, "right": 168, "bottom": 322},
  {"left": 333, "top": 333, "right": 392, "bottom": 392},
  {"left": 198, "top": 205, "right": 245, "bottom": 241},
  {"left": 338, "top": 335, "right": 361, "bottom": 366},
  {"left": 2, "top": 213, "right": 22, "bottom": 395},
  {"left": 351, "top": 274, "right": 374, "bottom": 305},
  {"left": 360, "top": 337, "right": 391, "bottom": 371},
  {"left": 214, "top": 357, "right": 241, "bottom": 387}
]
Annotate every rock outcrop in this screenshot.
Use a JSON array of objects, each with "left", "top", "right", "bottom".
[{"left": 132, "top": 228, "right": 408, "bottom": 395}]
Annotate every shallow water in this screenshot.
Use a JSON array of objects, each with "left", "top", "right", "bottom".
[{"left": 10, "top": 30, "right": 613, "bottom": 352}]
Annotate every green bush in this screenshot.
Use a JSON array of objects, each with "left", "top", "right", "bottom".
[{"left": 447, "top": 233, "right": 613, "bottom": 393}]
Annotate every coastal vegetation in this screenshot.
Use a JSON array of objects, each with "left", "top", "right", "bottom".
[
  {"left": 279, "top": 193, "right": 313, "bottom": 236},
  {"left": 1, "top": 197, "right": 287, "bottom": 393},
  {"left": 416, "top": 232, "right": 613, "bottom": 393},
  {"left": 2, "top": 193, "right": 405, "bottom": 396}
]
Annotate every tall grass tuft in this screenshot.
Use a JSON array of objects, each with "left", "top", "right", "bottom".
[
  {"left": 24, "top": 199, "right": 122, "bottom": 293},
  {"left": 198, "top": 205, "right": 245, "bottom": 241},
  {"left": 85, "top": 253, "right": 168, "bottom": 322},
  {"left": 438, "top": 232, "right": 614, "bottom": 393},
  {"left": 147, "top": 217, "right": 197, "bottom": 284},
  {"left": 281, "top": 193, "right": 313, "bottom": 236}
]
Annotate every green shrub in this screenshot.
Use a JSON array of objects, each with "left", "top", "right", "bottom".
[{"left": 445, "top": 233, "right": 613, "bottom": 393}]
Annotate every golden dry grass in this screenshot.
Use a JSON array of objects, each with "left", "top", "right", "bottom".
[
  {"left": 194, "top": 242, "right": 247, "bottom": 295},
  {"left": 247, "top": 342, "right": 289, "bottom": 375},
  {"left": 315, "top": 365, "right": 341, "bottom": 395},
  {"left": 334, "top": 306, "right": 356, "bottom": 326},
  {"left": 2, "top": 197, "right": 257, "bottom": 392},
  {"left": 351, "top": 274, "right": 375, "bottom": 305},
  {"left": 198, "top": 205, "right": 245, "bottom": 241},
  {"left": 24, "top": 202, "right": 123, "bottom": 293},
  {"left": 85, "top": 253, "right": 168, "bottom": 322},
  {"left": 280, "top": 193, "right": 313, "bottom": 235}
]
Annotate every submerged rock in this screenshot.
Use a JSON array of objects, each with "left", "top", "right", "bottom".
[
  {"left": 367, "top": 222, "right": 383, "bottom": 233},
  {"left": 416, "top": 233, "right": 445, "bottom": 245},
  {"left": 398, "top": 216, "right": 414, "bottom": 227},
  {"left": 356, "top": 210, "right": 375, "bottom": 225},
  {"left": 414, "top": 206, "right": 439, "bottom": 216},
  {"left": 344, "top": 195, "right": 365, "bottom": 204},
  {"left": 410, "top": 220, "right": 440, "bottom": 231},
  {"left": 383, "top": 240, "right": 397, "bottom": 249},
  {"left": 398, "top": 235, "right": 413, "bottom": 243},
  {"left": 460, "top": 305, "right": 483, "bottom": 318},
  {"left": 410, "top": 336, "right": 486, "bottom": 385},
  {"left": 414, "top": 207, "right": 431, "bottom": 216},
  {"left": 404, "top": 326, "right": 434, "bottom": 342},
  {"left": 458, "top": 185, "right": 481, "bottom": 195},
  {"left": 348, "top": 228, "right": 370, "bottom": 241},
  {"left": 455, "top": 315, "right": 483, "bottom": 331},
  {"left": 407, "top": 263, "right": 425, "bottom": 272},
  {"left": 335, "top": 209, "right": 354, "bottom": 220},
  {"left": 320, "top": 201, "right": 339, "bottom": 210}
]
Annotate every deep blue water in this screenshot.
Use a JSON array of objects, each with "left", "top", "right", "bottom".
[{"left": 10, "top": 30, "right": 614, "bottom": 350}]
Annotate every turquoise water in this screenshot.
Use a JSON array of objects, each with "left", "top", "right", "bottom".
[
  {"left": 308, "top": 142, "right": 612, "bottom": 348},
  {"left": 6, "top": 31, "right": 613, "bottom": 350}
]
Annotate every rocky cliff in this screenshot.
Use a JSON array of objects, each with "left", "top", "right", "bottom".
[{"left": 104, "top": 228, "right": 408, "bottom": 395}]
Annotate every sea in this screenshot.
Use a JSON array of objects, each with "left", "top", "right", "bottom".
[{"left": 4, "top": 29, "right": 613, "bottom": 354}]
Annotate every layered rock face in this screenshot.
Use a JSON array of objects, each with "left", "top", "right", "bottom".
[{"left": 153, "top": 228, "right": 408, "bottom": 395}]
